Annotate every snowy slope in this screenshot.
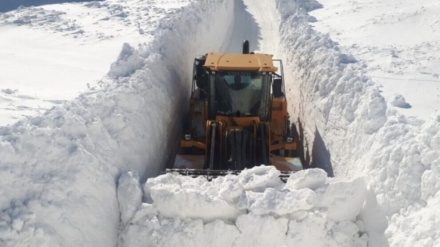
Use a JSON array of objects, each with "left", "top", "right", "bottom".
[
  {"left": 0, "top": 0, "right": 159, "bottom": 125},
  {"left": 311, "top": 0, "right": 440, "bottom": 120},
  {"left": 300, "top": 0, "right": 440, "bottom": 245},
  {"left": 1, "top": 0, "right": 440, "bottom": 246}
]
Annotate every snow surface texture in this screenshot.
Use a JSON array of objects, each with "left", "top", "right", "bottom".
[
  {"left": 0, "top": 0, "right": 268, "bottom": 246},
  {"left": 311, "top": 0, "right": 440, "bottom": 120},
  {"left": 0, "top": 0, "right": 240, "bottom": 246},
  {"left": 1, "top": 0, "right": 439, "bottom": 246},
  {"left": 0, "top": 0, "right": 160, "bottom": 125},
  {"left": 119, "top": 166, "right": 373, "bottom": 247},
  {"left": 275, "top": 0, "right": 440, "bottom": 246}
]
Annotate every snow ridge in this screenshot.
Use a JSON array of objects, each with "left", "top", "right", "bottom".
[{"left": 276, "top": 0, "right": 440, "bottom": 246}]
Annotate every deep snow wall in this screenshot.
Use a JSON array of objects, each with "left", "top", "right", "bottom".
[
  {"left": 116, "top": 0, "right": 261, "bottom": 178},
  {"left": 0, "top": 0, "right": 249, "bottom": 246},
  {"left": 275, "top": 0, "right": 440, "bottom": 246},
  {"left": 276, "top": 0, "right": 389, "bottom": 236},
  {"left": 276, "top": 0, "right": 385, "bottom": 176},
  {"left": 104, "top": 0, "right": 239, "bottom": 178},
  {"left": 243, "top": 0, "right": 388, "bottom": 245}
]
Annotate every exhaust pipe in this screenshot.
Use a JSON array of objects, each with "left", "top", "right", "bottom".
[{"left": 242, "top": 40, "right": 249, "bottom": 54}]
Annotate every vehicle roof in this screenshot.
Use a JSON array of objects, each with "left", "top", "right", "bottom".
[{"left": 203, "top": 52, "right": 278, "bottom": 72}]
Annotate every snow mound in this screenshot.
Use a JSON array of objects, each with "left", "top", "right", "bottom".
[
  {"left": 390, "top": 94, "right": 412, "bottom": 109},
  {"left": 118, "top": 167, "right": 379, "bottom": 247}
]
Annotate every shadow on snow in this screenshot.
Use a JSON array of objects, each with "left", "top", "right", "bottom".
[{"left": 296, "top": 117, "right": 334, "bottom": 177}]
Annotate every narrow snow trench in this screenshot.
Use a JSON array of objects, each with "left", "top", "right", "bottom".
[
  {"left": 145, "top": 0, "right": 332, "bottom": 179},
  {"left": 142, "top": 0, "right": 262, "bottom": 176},
  {"left": 115, "top": 1, "right": 386, "bottom": 247},
  {"left": 242, "top": 0, "right": 334, "bottom": 175},
  {"left": 242, "top": 0, "right": 282, "bottom": 56}
]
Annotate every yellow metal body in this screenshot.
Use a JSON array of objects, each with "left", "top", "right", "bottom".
[
  {"left": 173, "top": 50, "right": 302, "bottom": 175},
  {"left": 204, "top": 52, "right": 278, "bottom": 72}
]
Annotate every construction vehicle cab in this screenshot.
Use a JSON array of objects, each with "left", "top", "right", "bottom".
[{"left": 170, "top": 41, "right": 302, "bottom": 179}]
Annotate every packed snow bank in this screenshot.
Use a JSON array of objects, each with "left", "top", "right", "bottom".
[
  {"left": 275, "top": 0, "right": 387, "bottom": 173},
  {"left": 274, "top": 0, "right": 440, "bottom": 246},
  {"left": 118, "top": 167, "right": 380, "bottom": 247},
  {"left": 370, "top": 116, "right": 440, "bottom": 246},
  {"left": 0, "top": 0, "right": 246, "bottom": 246}
]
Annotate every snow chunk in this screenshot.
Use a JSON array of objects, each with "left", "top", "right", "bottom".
[
  {"left": 145, "top": 173, "right": 243, "bottom": 222},
  {"left": 338, "top": 54, "right": 357, "bottom": 64},
  {"left": 237, "top": 165, "right": 284, "bottom": 191},
  {"left": 285, "top": 168, "right": 328, "bottom": 190},
  {"left": 133, "top": 165, "right": 373, "bottom": 246},
  {"left": 391, "top": 94, "right": 412, "bottom": 109},
  {"left": 317, "top": 177, "right": 368, "bottom": 221},
  {"left": 108, "top": 43, "right": 145, "bottom": 78},
  {"left": 216, "top": 174, "right": 244, "bottom": 203}
]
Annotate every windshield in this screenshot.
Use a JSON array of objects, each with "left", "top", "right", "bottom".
[{"left": 208, "top": 71, "right": 271, "bottom": 119}]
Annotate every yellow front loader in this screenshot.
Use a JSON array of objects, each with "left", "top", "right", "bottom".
[{"left": 168, "top": 41, "right": 302, "bottom": 180}]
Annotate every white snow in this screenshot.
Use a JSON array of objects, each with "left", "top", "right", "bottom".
[
  {"left": 119, "top": 166, "right": 372, "bottom": 247},
  {"left": 0, "top": 0, "right": 158, "bottom": 125},
  {"left": 310, "top": 0, "right": 440, "bottom": 120},
  {"left": 0, "top": 0, "right": 439, "bottom": 246}
]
